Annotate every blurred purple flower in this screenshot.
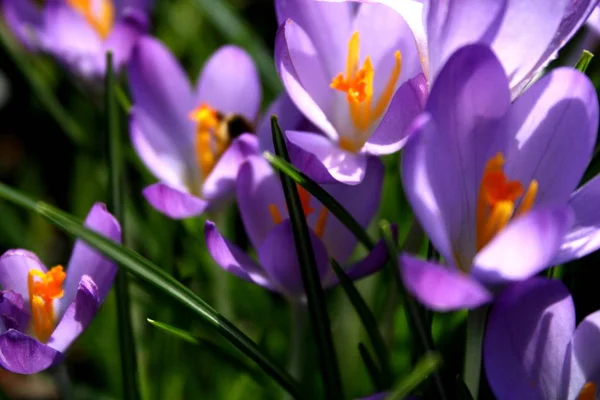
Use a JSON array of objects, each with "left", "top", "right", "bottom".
[
  {"left": 205, "top": 154, "right": 387, "bottom": 300},
  {"left": 0, "top": 203, "right": 120, "bottom": 374},
  {"left": 399, "top": 44, "right": 600, "bottom": 311},
  {"left": 128, "top": 37, "right": 263, "bottom": 219},
  {"left": 273, "top": 0, "right": 426, "bottom": 185},
  {"left": 2, "top": 0, "right": 151, "bottom": 78},
  {"left": 484, "top": 278, "right": 600, "bottom": 400}
]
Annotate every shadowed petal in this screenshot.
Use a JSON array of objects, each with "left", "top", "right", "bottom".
[
  {"left": 143, "top": 183, "right": 208, "bottom": 219},
  {"left": 399, "top": 254, "right": 492, "bottom": 311},
  {"left": 195, "top": 46, "right": 261, "bottom": 121},
  {"left": 341, "top": 238, "right": 390, "bottom": 283},
  {"left": 0, "top": 291, "right": 29, "bottom": 333},
  {"left": 205, "top": 221, "right": 272, "bottom": 289},
  {"left": 2, "top": 0, "right": 43, "bottom": 50},
  {"left": 0, "top": 250, "right": 46, "bottom": 302},
  {"left": 258, "top": 220, "right": 329, "bottom": 298},
  {"left": 554, "top": 174, "right": 600, "bottom": 265},
  {"left": 567, "top": 309, "right": 600, "bottom": 398},
  {"left": 504, "top": 68, "right": 598, "bottom": 206},
  {"left": 0, "top": 330, "right": 62, "bottom": 374},
  {"left": 484, "top": 278, "right": 574, "bottom": 400},
  {"left": 48, "top": 276, "right": 99, "bottom": 353},
  {"left": 364, "top": 73, "right": 427, "bottom": 156},
  {"left": 202, "top": 134, "right": 259, "bottom": 201},
  {"left": 101, "top": 10, "right": 148, "bottom": 74},
  {"left": 286, "top": 130, "right": 368, "bottom": 185}
]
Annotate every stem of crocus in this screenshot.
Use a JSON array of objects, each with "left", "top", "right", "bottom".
[
  {"left": 51, "top": 364, "right": 74, "bottom": 400},
  {"left": 286, "top": 302, "right": 309, "bottom": 395},
  {"left": 209, "top": 208, "right": 235, "bottom": 318},
  {"left": 463, "top": 305, "right": 489, "bottom": 399}
]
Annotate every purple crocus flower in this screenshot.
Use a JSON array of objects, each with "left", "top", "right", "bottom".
[
  {"left": 0, "top": 203, "right": 120, "bottom": 374},
  {"left": 398, "top": 44, "right": 600, "bottom": 311},
  {"left": 484, "top": 277, "right": 600, "bottom": 399},
  {"left": 274, "top": 0, "right": 425, "bottom": 185},
  {"left": 2, "top": 0, "right": 151, "bottom": 79},
  {"left": 128, "top": 37, "right": 262, "bottom": 219},
  {"left": 204, "top": 154, "right": 387, "bottom": 299}
]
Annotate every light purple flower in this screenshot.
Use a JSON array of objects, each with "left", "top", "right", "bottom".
[
  {"left": 128, "top": 37, "right": 263, "bottom": 219},
  {"left": 273, "top": 0, "right": 425, "bottom": 185},
  {"left": 0, "top": 203, "right": 120, "bottom": 374},
  {"left": 2, "top": 0, "right": 151, "bottom": 79},
  {"left": 484, "top": 277, "right": 600, "bottom": 400},
  {"left": 399, "top": 44, "right": 600, "bottom": 311},
  {"left": 205, "top": 154, "right": 387, "bottom": 299}
]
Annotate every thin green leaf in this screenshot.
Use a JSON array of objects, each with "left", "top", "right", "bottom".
[
  {"left": 463, "top": 306, "right": 488, "bottom": 399},
  {"left": 0, "top": 23, "right": 90, "bottom": 147},
  {"left": 147, "top": 318, "right": 199, "bottom": 344},
  {"left": 105, "top": 52, "right": 140, "bottom": 400},
  {"left": 387, "top": 352, "right": 442, "bottom": 400},
  {"left": 331, "top": 260, "right": 392, "bottom": 388},
  {"left": 380, "top": 220, "right": 447, "bottom": 400},
  {"left": 271, "top": 116, "right": 343, "bottom": 399},
  {"left": 575, "top": 50, "right": 594, "bottom": 73},
  {"left": 191, "top": 0, "right": 281, "bottom": 97},
  {"left": 0, "top": 182, "right": 304, "bottom": 400},
  {"left": 264, "top": 151, "right": 375, "bottom": 250},
  {"left": 358, "top": 343, "right": 384, "bottom": 391}
]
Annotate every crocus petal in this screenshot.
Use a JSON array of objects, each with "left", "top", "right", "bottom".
[
  {"left": 406, "top": 45, "right": 511, "bottom": 267},
  {"left": 41, "top": 3, "right": 102, "bottom": 77},
  {"left": 2, "top": 0, "right": 43, "bottom": 50},
  {"left": 317, "top": 157, "right": 384, "bottom": 263},
  {"left": 0, "top": 291, "right": 29, "bottom": 333},
  {"left": 0, "top": 249, "right": 46, "bottom": 302},
  {"left": 0, "top": 330, "right": 62, "bottom": 374},
  {"left": 286, "top": 130, "right": 368, "bottom": 185},
  {"left": 62, "top": 203, "right": 120, "bottom": 312},
  {"left": 275, "top": 21, "right": 338, "bottom": 140},
  {"left": 202, "top": 134, "right": 259, "bottom": 201},
  {"left": 484, "top": 278, "right": 575, "bottom": 400},
  {"left": 143, "top": 183, "right": 208, "bottom": 219},
  {"left": 204, "top": 221, "right": 273, "bottom": 289},
  {"left": 236, "top": 156, "right": 285, "bottom": 249},
  {"left": 101, "top": 10, "right": 148, "bottom": 74},
  {"left": 275, "top": 0, "right": 352, "bottom": 76},
  {"left": 364, "top": 73, "right": 427, "bottom": 156},
  {"left": 48, "top": 276, "right": 99, "bottom": 353},
  {"left": 566, "top": 309, "right": 600, "bottom": 398},
  {"left": 342, "top": 238, "right": 390, "bottom": 283},
  {"left": 553, "top": 174, "right": 600, "bottom": 265},
  {"left": 258, "top": 220, "right": 329, "bottom": 298},
  {"left": 504, "top": 68, "right": 598, "bottom": 206},
  {"left": 399, "top": 254, "right": 492, "bottom": 311},
  {"left": 128, "top": 37, "right": 195, "bottom": 173},
  {"left": 472, "top": 206, "right": 572, "bottom": 285},
  {"left": 195, "top": 46, "right": 261, "bottom": 121}
]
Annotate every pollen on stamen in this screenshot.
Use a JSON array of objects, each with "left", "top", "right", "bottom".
[
  {"left": 578, "top": 382, "right": 597, "bottom": 400},
  {"left": 28, "top": 266, "right": 66, "bottom": 343},
  {"left": 67, "top": 0, "right": 115, "bottom": 39}
]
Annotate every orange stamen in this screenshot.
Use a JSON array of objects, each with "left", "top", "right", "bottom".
[
  {"left": 268, "top": 187, "right": 328, "bottom": 238},
  {"left": 28, "top": 266, "right": 66, "bottom": 343},
  {"left": 475, "top": 153, "right": 538, "bottom": 252},
  {"left": 330, "top": 32, "right": 402, "bottom": 152},
  {"left": 578, "top": 382, "right": 597, "bottom": 400},
  {"left": 189, "top": 104, "right": 229, "bottom": 178},
  {"left": 67, "top": 0, "right": 115, "bottom": 39}
]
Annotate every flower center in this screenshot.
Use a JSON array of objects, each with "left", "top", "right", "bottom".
[
  {"left": 27, "top": 266, "right": 66, "bottom": 343},
  {"left": 189, "top": 104, "right": 230, "bottom": 179},
  {"left": 578, "top": 382, "right": 597, "bottom": 400},
  {"left": 330, "top": 31, "right": 402, "bottom": 152},
  {"left": 476, "top": 153, "right": 538, "bottom": 251},
  {"left": 268, "top": 186, "right": 329, "bottom": 238},
  {"left": 67, "top": 0, "right": 115, "bottom": 39}
]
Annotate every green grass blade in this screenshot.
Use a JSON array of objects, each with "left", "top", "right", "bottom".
[
  {"left": 575, "top": 50, "right": 594, "bottom": 73},
  {"left": 0, "top": 182, "right": 304, "bottom": 400},
  {"left": 358, "top": 343, "right": 384, "bottom": 391},
  {"left": 380, "top": 220, "right": 447, "bottom": 400},
  {"left": 264, "top": 152, "right": 375, "bottom": 250},
  {"left": 105, "top": 52, "right": 140, "bottom": 400},
  {"left": 331, "top": 260, "right": 392, "bottom": 388},
  {"left": 387, "top": 352, "right": 442, "bottom": 400},
  {"left": 271, "top": 116, "right": 343, "bottom": 399},
  {"left": 192, "top": 0, "right": 281, "bottom": 98},
  {"left": 0, "top": 23, "right": 90, "bottom": 147}
]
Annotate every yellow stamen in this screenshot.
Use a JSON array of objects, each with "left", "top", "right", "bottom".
[
  {"left": 67, "top": 0, "right": 115, "bottom": 39},
  {"left": 475, "top": 153, "right": 538, "bottom": 251},
  {"left": 330, "top": 31, "right": 402, "bottom": 152},
  {"left": 189, "top": 104, "right": 229, "bottom": 178},
  {"left": 268, "top": 204, "right": 283, "bottom": 225},
  {"left": 578, "top": 382, "right": 597, "bottom": 400},
  {"left": 28, "top": 266, "right": 66, "bottom": 343}
]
